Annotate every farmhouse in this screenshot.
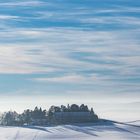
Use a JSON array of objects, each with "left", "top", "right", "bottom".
[{"left": 52, "top": 111, "right": 98, "bottom": 124}]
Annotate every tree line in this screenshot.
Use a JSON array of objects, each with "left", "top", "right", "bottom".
[{"left": 0, "top": 104, "right": 98, "bottom": 126}]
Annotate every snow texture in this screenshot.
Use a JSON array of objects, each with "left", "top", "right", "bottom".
[{"left": 0, "top": 121, "right": 140, "bottom": 140}]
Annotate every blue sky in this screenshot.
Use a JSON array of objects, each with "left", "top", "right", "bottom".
[{"left": 0, "top": 0, "right": 140, "bottom": 120}]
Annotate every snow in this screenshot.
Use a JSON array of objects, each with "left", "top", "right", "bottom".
[
  {"left": 126, "top": 120, "right": 140, "bottom": 126},
  {"left": 0, "top": 121, "right": 140, "bottom": 140}
]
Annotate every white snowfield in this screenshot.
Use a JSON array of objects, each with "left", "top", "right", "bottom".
[{"left": 0, "top": 121, "right": 140, "bottom": 140}]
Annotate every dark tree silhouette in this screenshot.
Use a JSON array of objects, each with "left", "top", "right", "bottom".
[{"left": 0, "top": 104, "right": 98, "bottom": 126}]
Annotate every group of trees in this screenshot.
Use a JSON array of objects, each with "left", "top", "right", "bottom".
[
  {"left": 0, "top": 107, "right": 47, "bottom": 126},
  {"left": 48, "top": 104, "right": 94, "bottom": 115},
  {"left": 0, "top": 104, "right": 98, "bottom": 126}
]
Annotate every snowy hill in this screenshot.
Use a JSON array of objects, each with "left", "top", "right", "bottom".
[{"left": 0, "top": 120, "right": 140, "bottom": 140}]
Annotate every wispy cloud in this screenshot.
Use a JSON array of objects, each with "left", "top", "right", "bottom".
[
  {"left": 0, "top": 28, "right": 139, "bottom": 80},
  {"left": 0, "top": 1, "right": 46, "bottom": 7},
  {"left": 0, "top": 15, "right": 19, "bottom": 20}
]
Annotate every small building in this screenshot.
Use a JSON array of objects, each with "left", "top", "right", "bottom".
[{"left": 52, "top": 111, "right": 98, "bottom": 124}]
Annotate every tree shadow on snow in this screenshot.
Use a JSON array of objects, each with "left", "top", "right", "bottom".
[
  {"left": 63, "top": 125, "right": 98, "bottom": 137},
  {"left": 63, "top": 120, "right": 140, "bottom": 137},
  {"left": 21, "top": 126, "right": 52, "bottom": 133}
]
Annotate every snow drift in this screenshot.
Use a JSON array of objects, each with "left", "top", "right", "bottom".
[{"left": 0, "top": 120, "right": 140, "bottom": 140}]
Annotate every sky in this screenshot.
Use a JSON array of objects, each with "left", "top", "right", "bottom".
[{"left": 0, "top": 0, "right": 140, "bottom": 121}]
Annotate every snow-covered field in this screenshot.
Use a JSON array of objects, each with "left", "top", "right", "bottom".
[{"left": 0, "top": 121, "right": 140, "bottom": 140}]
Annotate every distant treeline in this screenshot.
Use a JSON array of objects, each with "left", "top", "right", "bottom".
[{"left": 0, "top": 104, "right": 98, "bottom": 126}]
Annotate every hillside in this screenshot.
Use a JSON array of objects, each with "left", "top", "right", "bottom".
[{"left": 0, "top": 120, "right": 140, "bottom": 140}]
